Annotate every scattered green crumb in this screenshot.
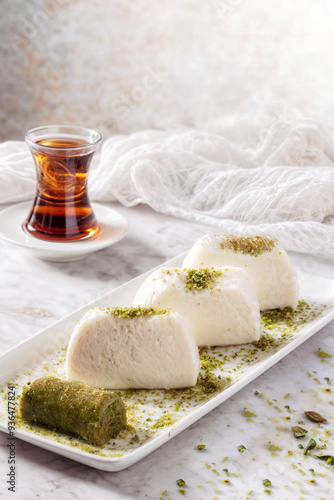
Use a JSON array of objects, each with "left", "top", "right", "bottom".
[
  {"left": 238, "top": 445, "right": 246, "bottom": 452},
  {"left": 254, "top": 333, "right": 288, "bottom": 351},
  {"left": 268, "top": 444, "right": 281, "bottom": 452},
  {"left": 200, "top": 354, "right": 224, "bottom": 371},
  {"left": 197, "top": 444, "right": 206, "bottom": 450},
  {"left": 176, "top": 479, "right": 186, "bottom": 487},
  {"left": 129, "top": 434, "right": 140, "bottom": 445},
  {"left": 151, "top": 413, "right": 177, "bottom": 429},
  {"left": 262, "top": 479, "right": 272, "bottom": 487},
  {"left": 196, "top": 371, "right": 231, "bottom": 394},
  {"left": 318, "top": 350, "right": 332, "bottom": 358},
  {"left": 260, "top": 300, "right": 322, "bottom": 335},
  {"left": 243, "top": 409, "right": 257, "bottom": 418}
]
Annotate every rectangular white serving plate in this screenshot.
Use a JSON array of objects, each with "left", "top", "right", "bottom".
[{"left": 1, "top": 251, "right": 334, "bottom": 471}]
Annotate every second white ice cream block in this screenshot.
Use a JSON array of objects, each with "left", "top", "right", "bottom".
[{"left": 133, "top": 266, "right": 261, "bottom": 346}]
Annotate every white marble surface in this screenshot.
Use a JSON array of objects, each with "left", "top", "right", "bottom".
[{"left": 0, "top": 202, "right": 333, "bottom": 500}]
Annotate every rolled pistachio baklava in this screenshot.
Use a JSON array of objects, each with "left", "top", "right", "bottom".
[{"left": 20, "top": 376, "right": 127, "bottom": 446}]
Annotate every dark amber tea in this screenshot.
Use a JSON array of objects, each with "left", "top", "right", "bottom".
[{"left": 24, "top": 126, "right": 102, "bottom": 242}]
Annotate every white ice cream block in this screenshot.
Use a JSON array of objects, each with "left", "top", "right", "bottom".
[
  {"left": 133, "top": 266, "right": 260, "bottom": 347},
  {"left": 66, "top": 307, "right": 200, "bottom": 390},
  {"left": 183, "top": 235, "right": 299, "bottom": 310}
]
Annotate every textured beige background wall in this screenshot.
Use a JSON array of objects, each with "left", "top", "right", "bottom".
[{"left": 1, "top": 0, "right": 334, "bottom": 141}]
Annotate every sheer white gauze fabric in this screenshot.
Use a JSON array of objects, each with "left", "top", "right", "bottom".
[{"left": 1, "top": 118, "right": 334, "bottom": 258}]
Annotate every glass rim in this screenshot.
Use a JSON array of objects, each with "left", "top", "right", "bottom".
[{"left": 25, "top": 125, "right": 103, "bottom": 151}]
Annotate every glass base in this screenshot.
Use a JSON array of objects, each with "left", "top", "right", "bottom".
[{"left": 23, "top": 221, "right": 101, "bottom": 242}]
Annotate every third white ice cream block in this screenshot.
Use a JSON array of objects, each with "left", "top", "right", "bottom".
[{"left": 182, "top": 234, "right": 299, "bottom": 310}]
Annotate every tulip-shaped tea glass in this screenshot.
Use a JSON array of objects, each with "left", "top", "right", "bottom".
[{"left": 24, "top": 125, "right": 102, "bottom": 241}]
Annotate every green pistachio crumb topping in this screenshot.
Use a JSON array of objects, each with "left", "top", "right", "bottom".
[
  {"left": 184, "top": 268, "right": 222, "bottom": 291},
  {"left": 102, "top": 306, "right": 170, "bottom": 319},
  {"left": 219, "top": 235, "right": 278, "bottom": 256}
]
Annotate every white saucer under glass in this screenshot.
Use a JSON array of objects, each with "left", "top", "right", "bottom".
[{"left": 0, "top": 201, "right": 128, "bottom": 262}]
